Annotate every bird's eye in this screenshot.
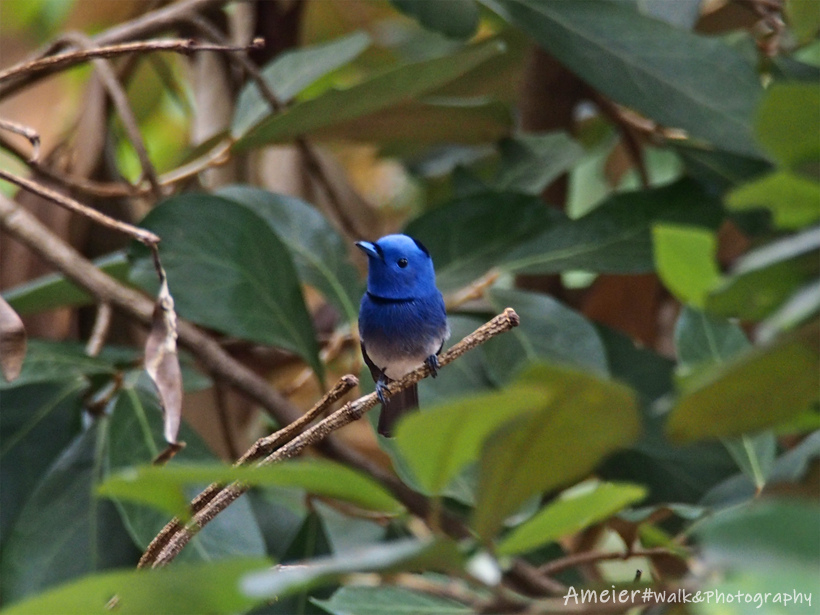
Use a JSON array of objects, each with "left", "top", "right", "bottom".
[{"left": 397, "top": 258, "right": 408, "bottom": 268}]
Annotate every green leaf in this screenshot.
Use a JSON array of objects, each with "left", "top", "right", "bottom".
[
  {"left": 500, "top": 0, "right": 763, "bottom": 157},
  {"left": 1, "top": 558, "right": 271, "bottom": 615},
  {"left": 504, "top": 179, "right": 724, "bottom": 275},
  {"left": 393, "top": 368, "right": 550, "bottom": 495},
  {"left": 707, "top": 227, "right": 820, "bottom": 320},
  {"left": 0, "top": 424, "right": 138, "bottom": 604},
  {"left": 234, "top": 39, "right": 505, "bottom": 150},
  {"left": 215, "top": 185, "right": 362, "bottom": 322},
  {"left": 727, "top": 170, "right": 820, "bottom": 229},
  {"left": 99, "top": 460, "right": 404, "bottom": 518},
  {"left": 493, "top": 132, "right": 584, "bottom": 195},
  {"left": 0, "top": 339, "right": 127, "bottom": 389},
  {"left": 2, "top": 252, "right": 129, "bottom": 315},
  {"left": 666, "top": 321, "right": 820, "bottom": 443},
  {"left": 674, "top": 306, "right": 751, "bottom": 373},
  {"left": 472, "top": 364, "right": 640, "bottom": 539},
  {"left": 674, "top": 308, "right": 776, "bottom": 490},
  {"left": 391, "top": 0, "right": 480, "bottom": 40},
  {"left": 0, "top": 380, "right": 85, "bottom": 543},
  {"left": 130, "top": 194, "right": 323, "bottom": 380},
  {"left": 483, "top": 288, "right": 609, "bottom": 383},
  {"left": 653, "top": 224, "right": 721, "bottom": 308},
  {"left": 405, "top": 191, "right": 562, "bottom": 291},
  {"left": 241, "top": 538, "right": 463, "bottom": 600},
  {"left": 755, "top": 81, "right": 820, "bottom": 169},
  {"left": 232, "top": 31, "right": 371, "bottom": 138},
  {"left": 309, "top": 99, "right": 512, "bottom": 145},
  {"left": 313, "top": 586, "right": 472, "bottom": 615},
  {"left": 496, "top": 481, "right": 646, "bottom": 556},
  {"left": 675, "top": 143, "right": 773, "bottom": 195},
  {"left": 697, "top": 499, "right": 820, "bottom": 570},
  {"left": 786, "top": 0, "right": 820, "bottom": 44},
  {"left": 106, "top": 373, "right": 265, "bottom": 561}
]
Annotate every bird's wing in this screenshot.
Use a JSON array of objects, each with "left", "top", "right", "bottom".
[{"left": 360, "top": 341, "right": 385, "bottom": 384}]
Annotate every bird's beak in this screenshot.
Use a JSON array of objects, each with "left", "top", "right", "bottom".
[{"left": 355, "top": 241, "right": 380, "bottom": 259}]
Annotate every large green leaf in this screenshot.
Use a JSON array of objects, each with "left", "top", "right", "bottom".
[
  {"left": 503, "top": 179, "right": 724, "bottom": 275},
  {"left": 483, "top": 288, "right": 609, "bottom": 383},
  {"left": 666, "top": 321, "right": 820, "bottom": 443},
  {"left": 755, "top": 81, "right": 820, "bottom": 170},
  {"left": 216, "top": 185, "right": 362, "bottom": 322},
  {"left": 500, "top": 0, "right": 763, "bottom": 157},
  {"left": 0, "top": 380, "right": 85, "bottom": 543},
  {"left": 727, "top": 170, "right": 820, "bottom": 229},
  {"left": 313, "top": 586, "right": 472, "bottom": 615},
  {"left": 391, "top": 0, "right": 480, "bottom": 40},
  {"left": 129, "top": 194, "right": 323, "bottom": 379},
  {"left": 653, "top": 224, "right": 721, "bottom": 308},
  {"left": 472, "top": 364, "right": 640, "bottom": 539},
  {"left": 232, "top": 31, "right": 372, "bottom": 138},
  {"left": 496, "top": 481, "right": 646, "bottom": 556},
  {"left": 493, "top": 131, "right": 583, "bottom": 195},
  {"left": 2, "top": 252, "right": 129, "bottom": 315},
  {"left": 0, "top": 424, "right": 139, "bottom": 604},
  {"left": 393, "top": 367, "right": 549, "bottom": 496},
  {"left": 674, "top": 307, "right": 776, "bottom": 490},
  {"left": 405, "top": 191, "right": 562, "bottom": 291},
  {"left": 1, "top": 558, "right": 271, "bottom": 615},
  {"left": 595, "top": 326, "right": 738, "bottom": 505},
  {"left": 105, "top": 373, "right": 266, "bottom": 561},
  {"left": 707, "top": 227, "right": 820, "bottom": 321},
  {"left": 241, "top": 538, "right": 463, "bottom": 600},
  {"left": 234, "top": 39, "right": 505, "bottom": 150},
  {"left": 99, "top": 460, "right": 404, "bottom": 519}
]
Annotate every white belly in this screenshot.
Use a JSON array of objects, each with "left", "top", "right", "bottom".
[{"left": 366, "top": 337, "right": 442, "bottom": 380}]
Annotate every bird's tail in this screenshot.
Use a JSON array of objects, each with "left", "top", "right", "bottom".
[{"left": 378, "top": 382, "right": 418, "bottom": 437}]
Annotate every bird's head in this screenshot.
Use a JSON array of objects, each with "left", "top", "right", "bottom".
[{"left": 356, "top": 234, "right": 437, "bottom": 298}]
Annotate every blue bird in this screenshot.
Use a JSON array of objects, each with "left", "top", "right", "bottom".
[{"left": 356, "top": 234, "right": 449, "bottom": 437}]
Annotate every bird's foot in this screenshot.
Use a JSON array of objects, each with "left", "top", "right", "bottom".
[
  {"left": 425, "top": 354, "right": 440, "bottom": 378},
  {"left": 376, "top": 379, "right": 388, "bottom": 405}
]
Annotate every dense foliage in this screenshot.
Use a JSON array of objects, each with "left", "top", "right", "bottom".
[{"left": 0, "top": 1, "right": 818, "bottom": 614}]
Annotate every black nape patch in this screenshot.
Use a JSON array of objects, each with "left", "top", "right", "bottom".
[{"left": 410, "top": 236, "right": 430, "bottom": 256}]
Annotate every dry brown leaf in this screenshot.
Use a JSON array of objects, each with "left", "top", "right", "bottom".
[
  {"left": 0, "top": 296, "right": 26, "bottom": 382},
  {"left": 144, "top": 276, "right": 183, "bottom": 444}
]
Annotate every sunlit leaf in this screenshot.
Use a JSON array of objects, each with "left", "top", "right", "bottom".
[
  {"left": 472, "top": 364, "right": 640, "bottom": 539},
  {"left": 727, "top": 170, "right": 820, "bottom": 229},
  {"left": 1, "top": 558, "right": 272, "bottom": 615},
  {"left": 653, "top": 225, "right": 721, "bottom": 308},
  {"left": 496, "top": 481, "right": 646, "bottom": 556}
]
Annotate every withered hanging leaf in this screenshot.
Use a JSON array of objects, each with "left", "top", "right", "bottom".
[
  {"left": 144, "top": 276, "right": 183, "bottom": 445},
  {"left": 0, "top": 296, "right": 26, "bottom": 382}
]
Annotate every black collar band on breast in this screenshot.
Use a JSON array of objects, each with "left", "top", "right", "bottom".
[{"left": 366, "top": 291, "right": 416, "bottom": 304}]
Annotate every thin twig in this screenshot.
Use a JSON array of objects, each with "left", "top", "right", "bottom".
[
  {"left": 139, "top": 310, "right": 520, "bottom": 568},
  {"left": 0, "top": 118, "right": 40, "bottom": 162},
  {"left": 538, "top": 547, "right": 687, "bottom": 577},
  {"left": 85, "top": 303, "right": 113, "bottom": 357},
  {"left": 61, "top": 32, "right": 163, "bottom": 198},
  {"left": 213, "top": 377, "right": 240, "bottom": 460},
  {"left": 0, "top": 37, "right": 264, "bottom": 86},
  {"left": 0, "top": 134, "right": 141, "bottom": 198},
  {"left": 0, "top": 169, "right": 159, "bottom": 245}
]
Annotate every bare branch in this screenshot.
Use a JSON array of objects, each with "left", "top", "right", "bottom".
[
  {"left": 85, "top": 303, "right": 113, "bottom": 357},
  {"left": 0, "top": 118, "right": 40, "bottom": 162},
  {"left": 0, "top": 169, "right": 159, "bottom": 245},
  {"left": 538, "top": 547, "right": 689, "bottom": 577},
  {"left": 61, "top": 32, "right": 163, "bottom": 198}
]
